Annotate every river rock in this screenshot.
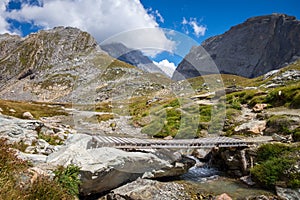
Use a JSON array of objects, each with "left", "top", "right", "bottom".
[
  {"left": 102, "top": 178, "right": 190, "bottom": 200},
  {"left": 46, "top": 134, "right": 195, "bottom": 196},
  {"left": 215, "top": 193, "right": 232, "bottom": 200},
  {"left": 234, "top": 120, "right": 266, "bottom": 135},
  {"left": 22, "top": 111, "right": 34, "bottom": 119},
  {"left": 276, "top": 186, "right": 300, "bottom": 200},
  {"left": 252, "top": 104, "right": 268, "bottom": 113}
]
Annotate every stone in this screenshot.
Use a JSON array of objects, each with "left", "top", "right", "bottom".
[
  {"left": 46, "top": 134, "right": 195, "bottom": 196},
  {"left": 22, "top": 111, "right": 34, "bottom": 119},
  {"left": 103, "top": 178, "right": 190, "bottom": 200},
  {"left": 272, "top": 133, "right": 287, "bottom": 142},
  {"left": 9, "top": 108, "right": 16, "bottom": 113},
  {"left": 163, "top": 135, "right": 173, "bottom": 140},
  {"left": 0, "top": 115, "right": 42, "bottom": 144},
  {"left": 240, "top": 175, "right": 256, "bottom": 186},
  {"left": 17, "top": 151, "right": 47, "bottom": 165},
  {"left": 234, "top": 120, "right": 266, "bottom": 134},
  {"left": 215, "top": 193, "right": 232, "bottom": 200},
  {"left": 173, "top": 14, "right": 300, "bottom": 80},
  {"left": 252, "top": 104, "right": 268, "bottom": 113},
  {"left": 276, "top": 186, "right": 300, "bottom": 200}
]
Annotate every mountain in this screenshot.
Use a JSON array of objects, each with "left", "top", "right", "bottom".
[
  {"left": 100, "top": 43, "right": 166, "bottom": 75},
  {"left": 0, "top": 27, "right": 171, "bottom": 103},
  {"left": 173, "top": 14, "right": 300, "bottom": 80}
]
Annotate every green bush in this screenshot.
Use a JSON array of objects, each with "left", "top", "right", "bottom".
[
  {"left": 54, "top": 165, "right": 81, "bottom": 196},
  {"left": 251, "top": 143, "right": 300, "bottom": 189},
  {"left": 292, "top": 128, "right": 300, "bottom": 142},
  {"left": 251, "top": 157, "right": 295, "bottom": 189},
  {"left": 256, "top": 143, "right": 291, "bottom": 161}
]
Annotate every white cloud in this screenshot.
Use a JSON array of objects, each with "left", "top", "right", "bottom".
[
  {"left": 5, "top": 0, "right": 174, "bottom": 56},
  {"left": 181, "top": 17, "right": 207, "bottom": 37},
  {"left": 153, "top": 59, "right": 176, "bottom": 77},
  {"left": 0, "top": 0, "right": 12, "bottom": 34},
  {"left": 182, "top": 17, "right": 188, "bottom": 25}
]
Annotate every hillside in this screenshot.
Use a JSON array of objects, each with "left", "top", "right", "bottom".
[
  {"left": 0, "top": 27, "right": 172, "bottom": 103},
  {"left": 173, "top": 14, "right": 300, "bottom": 80}
]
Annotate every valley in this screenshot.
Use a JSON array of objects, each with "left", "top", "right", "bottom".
[{"left": 0, "top": 13, "right": 300, "bottom": 200}]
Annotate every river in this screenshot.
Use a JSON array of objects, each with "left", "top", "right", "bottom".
[{"left": 179, "top": 158, "right": 274, "bottom": 199}]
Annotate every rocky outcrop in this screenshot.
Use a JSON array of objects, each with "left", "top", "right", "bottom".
[
  {"left": 46, "top": 134, "right": 195, "bottom": 196},
  {"left": 0, "top": 114, "right": 72, "bottom": 155},
  {"left": 209, "top": 147, "right": 256, "bottom": 177},
  {"left": 173, "top": 14, "right": 300, "bottom": 80}
]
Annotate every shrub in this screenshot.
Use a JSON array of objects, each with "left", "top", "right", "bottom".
[
  {"left": 256, "top": 143, "right": 291, "bottom": 162},
  {"left": 251, "top": 143, "right": 300, "bottom": 189},
  {"left": 292, "top": 128, "right": 300, "bottom": 142},
  {"left": 54, "top": 165, "right": 81, "bottom": 196},
  {"left": 251, "top": 157, "right": 295, "bottom": 189}
]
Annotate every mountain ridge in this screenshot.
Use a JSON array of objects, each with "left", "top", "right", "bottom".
[{"left": 173, "top": 13, "right": 300, "bottom": 80}]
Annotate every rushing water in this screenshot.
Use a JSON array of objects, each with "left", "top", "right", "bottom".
[
  {"left": 179, "top": 156, "right": 274, "bottom": 199},
  {"left": 181, "top": 156, "right": 219, "bottom": 182}
]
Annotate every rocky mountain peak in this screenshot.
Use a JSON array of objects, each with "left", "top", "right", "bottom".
[
  {"left": 100, "top": 42, "right": 166, "bottom": 75},
  {"left": 173, "top": 13, "right": 300, "bottom": 80},
  {"left": 0, "top": 26, "right": 99, "bottom": 90}
]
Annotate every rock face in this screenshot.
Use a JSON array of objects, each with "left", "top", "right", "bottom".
[
  {"left": 101, "top": 43, "right": 165, "bottom": 75},
  {"left": 173, "top": 14, "right": 300, "bottom": 80},
  {"left": 46, "top": 134, "right": 195, "bottom": 196}
]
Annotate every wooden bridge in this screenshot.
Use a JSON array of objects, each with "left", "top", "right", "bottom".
[{"left": 88, "top": 136, "right": 250, "bottom": 149}]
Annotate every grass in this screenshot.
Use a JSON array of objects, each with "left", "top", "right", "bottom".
[
  {"left": 264, "top": 82, "right": 300, "bottom": 109},
  {"left": 0, "top": 138, "right": 80, "bottom": 199},
  {"left": 0, "top": 99, "right": 68, "bottom": 119},
  {"left": 251, "top": 143, "right": 300, "bottom": 189}
]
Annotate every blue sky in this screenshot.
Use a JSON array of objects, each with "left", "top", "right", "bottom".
[{"left": 1, "top": 0, "right": 299, "bottom": 70}]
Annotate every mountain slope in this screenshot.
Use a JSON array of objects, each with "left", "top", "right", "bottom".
[
  {"left": 0, "top": 27, "right": 172, "bottom": 103},
  {"left": 173, "top": 14, "right": 300, "bottom": 80},
  {"left": 100, "top": 43, "right": 165, "bottom": 75}
]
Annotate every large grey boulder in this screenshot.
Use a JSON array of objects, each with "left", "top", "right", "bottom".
[
  {"left": 102, "top": 178, "right": 191, "bottom": 200},
  {"left": 46, "top": 134, "right": 195, "bottom": 196},
  {"left": 173, "top": 14, "right": 300, "bottom": 80}
]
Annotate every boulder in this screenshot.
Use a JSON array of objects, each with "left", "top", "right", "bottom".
[
  {"left": 9, "top": 108, "right": 16, "bottom": 113},
  {"left": 252, "top": 104, "right": 268, "bottom": 113},
  {"left": 46, "top": 134, "right": 195, "bottom": 196},
  {"left": 102, "top": 178, "right": 190, "bottom": 200},
  {"left": 22, "top": 111, "right": 34, "bottom": 119},
  {"left": 276, "top": 186, "right": 300, "bottom": 200},
  {"left": 215, "top": 193, "right": 232, "bottom": 200},
  {"left": 234, "top": 120, "right": 266, "bottom": 134}
]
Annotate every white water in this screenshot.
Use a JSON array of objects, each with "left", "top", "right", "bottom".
[{"left": 181, "top": 156, "right": 219, "bottom": 182}]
